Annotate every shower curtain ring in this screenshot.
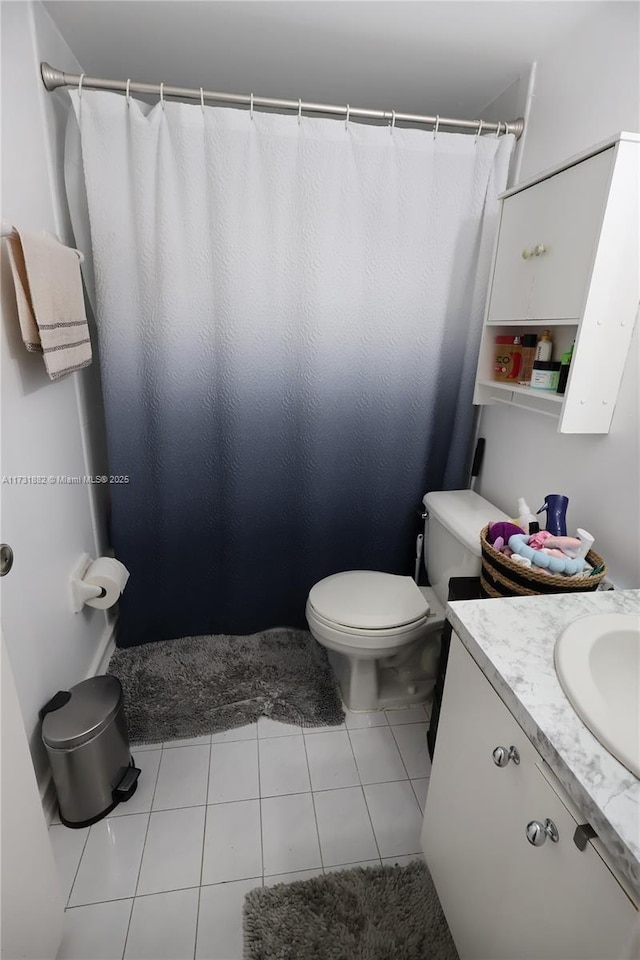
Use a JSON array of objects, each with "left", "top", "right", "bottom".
[
  {"left": 475, "top": 119, "right": 483, "bottom": 143},
  {"left": 298, "top": 98, "right": 302, "bottom": 125},
  {"left": 250, "top": 93, "right": 254, "bottom": 120},
  {"left": 433, "top": 115, "right": 440, "bottom": 139},
  {"left": 345, "top": 104, "right": 350, "bottom": 130},
  {"left": 200, "top": 87, "right": 205, "bottom": 114},
  {"left": 160, "top": 82, "right": 165, "bottom": 110},
  {"left": 125, "top": 79, "right": 131, "bottom": 106},
  {"left": 78, "top": 73, "right": 85, "bottom": 99},
  {"left": 495, "top": 120, "right": 501, "bottom": 138},
  {"left": 390, "top": 110, "right": 396, "bottom": 135}
]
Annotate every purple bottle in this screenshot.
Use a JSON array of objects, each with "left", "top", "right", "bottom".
[{"left": 537, "top": 494, "right": 569, "bottom": 537}]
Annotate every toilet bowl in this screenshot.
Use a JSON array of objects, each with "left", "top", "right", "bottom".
[
  {"left": 306, "top": 489, "right": 509, "bottom": 711},
  {"left": 306, "top": 570, "right": 445, "bottom": 710}
]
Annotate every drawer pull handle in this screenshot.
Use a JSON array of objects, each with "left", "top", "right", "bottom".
[
  {"left": 534, "top": 243, "right": 546, "bottom": 256},
  {"left": 526, "top": 818, "right": 559, "bottom": 846},
  {"left": 492, "top": 745, "right": 520, "bottom": 767},
  {"left": 573, "top": 823, "right": 597, "bottom": 851}
]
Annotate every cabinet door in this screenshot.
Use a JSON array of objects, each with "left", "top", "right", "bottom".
[
  {"left": 488, "top": 186, "right": 540, "bottom": 321},
  {"left": 488, "top": 148, "right": 614, "bottom": 322},
  {"left": 528, "top": 148, "right": 614, "bottom": 321},
  {"left": 421, "top": 633, "right": 541, "bottom": 958},
  {"left": 503, "top": 762, "right": 637, "bottom": 960},
  {"left": 422, "top": 633, "right": 637, "bottom": 960}
]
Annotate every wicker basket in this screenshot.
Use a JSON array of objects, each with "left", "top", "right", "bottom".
[{"left": 480, "top": 525, "right": 607, "bottom": 598}]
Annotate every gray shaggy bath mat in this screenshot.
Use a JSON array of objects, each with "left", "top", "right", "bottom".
[
  {"left": 108, "top": 627, "right": 344, "bottom": 744},
  {"left": 243, "top": 860, "right": 458, "bottom": 960}
]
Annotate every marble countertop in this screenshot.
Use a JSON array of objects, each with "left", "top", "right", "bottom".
[{"left": 447, "top": 588, "right": 640, "bottom": 899}]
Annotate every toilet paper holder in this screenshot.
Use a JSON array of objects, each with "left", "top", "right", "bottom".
[{"left": 70, "top": 554, "right": 105, "bottom": 612}]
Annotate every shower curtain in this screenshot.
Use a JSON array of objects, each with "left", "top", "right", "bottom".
[{"left": 67, "top": 90, "right": 512, "bottom": 646}]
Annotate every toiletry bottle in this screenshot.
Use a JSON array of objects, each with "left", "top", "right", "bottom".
[
  {"left": 494, "top": 336, "right": 522, "bottom": 381},
  {"left": 516, "top": 498, "right": 539, "bottom": 535},
  {"left": 518, "top": 333, "right": 538, "bottom": 385},
  {"left": 556, "top": 342, "right": 574, "bottom": 395},
  {"left": 537, "top": 494, "right": 569, "bottom": 537},
  {"left": 562, "top": 528, "right": 595, "bottom": 560},
  {"left": 530, "top": 360, "right": 561, "bottom": 391},
  {"left": 511, "top": 336, "right": 523, "bottom": 380},
  {"left": 535, "top": 329, "right": 553, "bottom": 362}
]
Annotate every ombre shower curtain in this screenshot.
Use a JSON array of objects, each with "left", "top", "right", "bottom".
[{"left": 67, "top": 91, "right": 512, "bottom": 646}]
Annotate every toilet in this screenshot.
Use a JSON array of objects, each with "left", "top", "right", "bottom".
[{"left": 305, "top": 489, "right": 509, "bottom": 710}]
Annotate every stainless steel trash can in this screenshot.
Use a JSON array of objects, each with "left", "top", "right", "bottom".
[{"left": 41, "top": 675, "right": 140, "bottom": 828}]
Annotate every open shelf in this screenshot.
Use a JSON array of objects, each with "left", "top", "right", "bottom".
[
  {"left": 477, "top": 380, "right": 564, "bottom": 403},
  {"left": 484, "top": 319, "right": 580, "bottom": 327}
]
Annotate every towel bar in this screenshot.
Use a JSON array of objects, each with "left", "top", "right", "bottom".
[{"left": 1, "top": 220, "right": 84, "bottom": 263}]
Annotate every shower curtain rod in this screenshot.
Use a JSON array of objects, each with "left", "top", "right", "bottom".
[{"left": 40, "top": 62, "right": 524, "bottom": 139}]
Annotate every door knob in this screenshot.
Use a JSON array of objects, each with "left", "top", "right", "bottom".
[
  {"left": 0, "top": 544, "right": 14, "bottom": 577},
  {"left": 534, "top": 243, "right": 546, "bottom": 256},
  {"left": 521, "top": 248, "right": 533, "bottom": 260},
  {"left": 526, "top": 818, "right": 559, "bottom": 846},
  {"left": 492, "top": 745, "right": 520, "bottom": 767}
]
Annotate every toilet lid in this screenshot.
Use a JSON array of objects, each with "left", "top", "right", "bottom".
[{"left": 308, "top": 571, "right": 429, "bottom": 630}]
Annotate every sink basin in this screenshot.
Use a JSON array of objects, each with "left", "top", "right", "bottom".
[{"left": 555, "top": 613, "right": 640, "bottom": 778}]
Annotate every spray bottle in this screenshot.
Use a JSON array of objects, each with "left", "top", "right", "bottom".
[
  {"left": 537, "top": 494, "right": 569, "bottom": 537},
  {"left": 516, "top": 498, "right": 539, "bottom": 535}
]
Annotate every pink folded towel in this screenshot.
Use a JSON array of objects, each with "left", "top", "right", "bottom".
[{"left": 6, "top": 229, "right": 92, "bottom": 380}]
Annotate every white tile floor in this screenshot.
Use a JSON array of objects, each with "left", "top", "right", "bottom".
[{"left": 52, "top": 705, "right": 430, "bottom": 960}]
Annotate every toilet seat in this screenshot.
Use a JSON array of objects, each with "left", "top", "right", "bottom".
[
  {"left": 306, "top": 600, "right": 430, "bottom": 654},
  {"left": 308, "top": 570, "right": 429, "bottom": 631},
  {"left": 307, "top": 604, "right": 429, "bottom": 639}
]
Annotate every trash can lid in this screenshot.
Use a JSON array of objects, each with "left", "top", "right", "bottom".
[{"left": 41, "top": 676, "right": 123, "bottom": 750}]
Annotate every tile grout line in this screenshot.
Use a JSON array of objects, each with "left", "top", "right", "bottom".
[
  {"left": 62, "top": 821, "right": 92, "bottom": 910},
  {"left": 63, "top": 879, "right": 266, "bottom": 912},
  {"left": 193, "top": 740, "right": 214, "bottom": 959},
  {"left": 256, "top": 737, "right": 266, "bottom": 885},
  {"left": 388, "top": 723, "right": 417, "bottom": 785},
  {"left": 122, "top": 744, "right": 164, "bottom": 959},
  {"left": 84, "top": 775, "right": 419, "bottom": 824},
  {"left": 301, "top": 733, "right": 325, "bottom": 875},
  {"left": 344, "top": 726, "right": 384, "bottom": 863},
  {"left": 388, "top": 723, "right": 431, "bottom": 813},
  {"left": 135, "top": 715, "right": 429, "bottom": 753},
  {"left": 410, "top": 778, "right": 427, "bottom": 814}
]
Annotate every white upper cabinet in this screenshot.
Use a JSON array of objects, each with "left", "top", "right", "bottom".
[
  {"left": 474, "top": 133, "right": 640, "bottom": 434},
  {"left": 489, "top": 149, "right": 614, "bottom": 322}
]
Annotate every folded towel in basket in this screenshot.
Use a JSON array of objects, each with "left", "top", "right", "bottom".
[{"left": 6, "top": 229, "right": 92, "bottom": 380}]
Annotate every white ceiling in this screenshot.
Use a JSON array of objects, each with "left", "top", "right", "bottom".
[{"left": 43, "top": 1, "right": 607, "bottom": 119}]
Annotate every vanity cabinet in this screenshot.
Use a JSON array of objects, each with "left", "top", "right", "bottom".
[
  {"left": 422, "top": 632, "right": 638, "bottom": 960},
  {"left": 474, "top": 132, "right": 639, "bottom": 433}
]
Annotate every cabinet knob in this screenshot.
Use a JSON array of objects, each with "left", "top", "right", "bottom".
[
  {"left": 521, "top": 248, "right": 533, "bottom": 260},
  {"left": 526, "top": 819, "right": 559, "bottom": 846},
  {"left": 492, "top": 745, "right": 520, "bottom": 767},
  {"left": 534, "top": 243, "right": 546, "bottom": 256},
  {"left": 0, "top": 544, "right": 14, "bottom": 577}
]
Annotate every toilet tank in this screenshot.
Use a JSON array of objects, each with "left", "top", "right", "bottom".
[{"left": 423, "top": 490, "right": 510, "bottom": 606}]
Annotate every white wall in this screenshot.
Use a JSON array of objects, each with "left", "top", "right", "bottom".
[
  {"left": 1, "top": 636, "right": 63, "bottom": 960},
  {"left": 0, "top": 1, "right": 111, "bottom": 799},
  {"left": 518, "top": 3, "right": 640, "bottom": 183},
  {"left": 477, "top": 3, "right": 640, "bottom": 589}
]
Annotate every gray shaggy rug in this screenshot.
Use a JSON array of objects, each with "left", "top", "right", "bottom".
[
  {"left": 243, "top": 860, "right": 458, "bottom": 960},
  {"left": 108, "top": 627, "right": 344, "bottom": 744}
]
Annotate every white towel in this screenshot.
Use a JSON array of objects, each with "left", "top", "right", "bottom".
[{"left": 6, "top": 229, "right": 92, "bottom": 380}]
